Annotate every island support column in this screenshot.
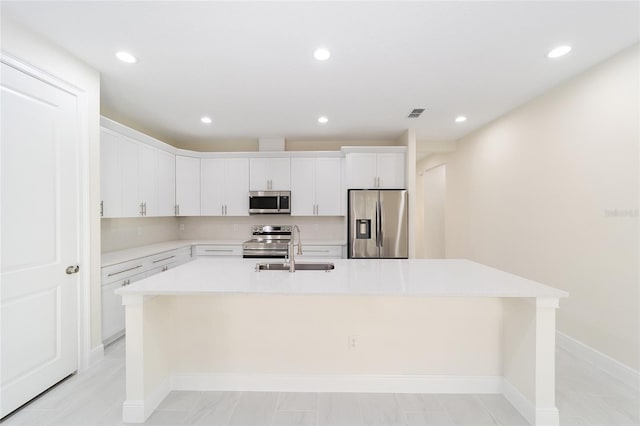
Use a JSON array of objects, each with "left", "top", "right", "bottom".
[
  {"left": 503, "top": 297, "right": 560, "bottom": 426},
  {"left": 120, "top": 295, "right": 171, "bottom": 423}
]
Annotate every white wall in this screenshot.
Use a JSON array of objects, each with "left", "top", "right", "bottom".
[
  {"left": 1, "top": 17, "right": 103, "bottom": 350},
  {"left": 101, "top": 217, "right": 180, "bottom": 253},
  {"left": 440, "top": 45, "right": 639, "bottom": 370},
  {"left": 422, "top": 165, "right": 446, "bottom": 258},
  {"left": 178, "top": 216, "right": 346, "bottom": 242}
]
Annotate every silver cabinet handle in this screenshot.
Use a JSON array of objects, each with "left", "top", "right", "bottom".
[
  {"left": 225, "top": 205, "right": 228, "bottom": 215},
  {"left": 107, "top": 264, "right": 143, "bottom": 277},
  {"left": 222, "top": 204, "right": 225, "bottom": 215},
  {"left": 66, "top": 265, "right": 80, "bottom": 274},
  {"left": 100, "top": 201, "right": 104, "bottom": 217},
  {"left": 205, "top": 249, "right": 233, "bottom": 252},
  {"left": 176, "top": 204, "right": 180, "bottom": 216},
  {"left": 152, "top": 255, "right": 175, "bottom": 264},
  {"left": 140, "top": 203, "right": 144, "bottom": 216}
]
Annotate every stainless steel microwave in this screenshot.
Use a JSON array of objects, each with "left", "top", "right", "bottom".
[{"left": 249, "top": 191, "right": 291, "bottom": 214}]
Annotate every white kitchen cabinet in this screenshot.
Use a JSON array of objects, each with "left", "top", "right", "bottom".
[
  {"left": 101, "top": 127, "right": 176, "bottom": 218},
  {"left": 120, "top": 136, "right": 141, "bottom": 217},
  {"left": 201, "top": 158, "right": 249, "bottom": 216},
  {"left": 346, "top": 152, "right": 405, "bottom": 189},
  {"left": 138, "top": 142, "right": 158, "bottom": 216},
  {"left": 101, "top": 280, "right": 126, "bottom": 344},
  {"left": 157, "top": 150, "right": 176, "bottom": 216},
  {"left": 100, "top": 129, "right": 122, "bottom": 218},
  {"left": 297, "top": 244, "right": 344, "bottom": 258},
  {"left": 194, "top": 244, "right": 242, "bottom": 256},
  {"left": 291, "top": 157, "right": 342, "bottom": 216},
  {"left": 249, "top": 157, "right": 291, "bottom": 190},
  {"left": 176, "top": 155, "right": 201, "bottom": 216},
  {"left": 101, "top": 245, "right": 193, "bottom": 344}
]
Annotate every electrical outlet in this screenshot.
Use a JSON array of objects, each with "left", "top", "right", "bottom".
[
  {"left": 179, "top": 223, "right": 185, "bottom": 231},
  {"left": 348, "top": 335, "right": 357, "bottom": 350}
]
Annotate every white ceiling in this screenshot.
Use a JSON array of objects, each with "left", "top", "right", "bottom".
[{"left": 2, "top": 1, "right": 638, "bottom": 148}]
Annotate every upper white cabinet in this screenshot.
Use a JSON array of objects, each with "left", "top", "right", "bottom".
[
  {"left": 346, "top": 151, "right": 405, "bottom": 189},
  {"left": 249, "top": 157, "right": 291, "bottom": 190},
  {"left": 175, "top": 155, "right": 201, "bottom": 216},
  {"left": 137, "top": 142, "right": 158, "bottom": 216},
  {"left": 201, "top": 158, "right": 249, "bottom": 216},
  {"left": 100, "top": 127, "right": 175, "bottom": 217},
  {"left": 100, "top": 129, "right": 122, "bottom": 218},
  {"left": 291, "top": 157, "right": 343, "bottom": 216},
  {"left": 157, "top": 150, "right": 176, "bottom": 216}
]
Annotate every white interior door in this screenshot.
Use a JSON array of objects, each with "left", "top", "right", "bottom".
[
  {"left": 423, "top": 164, "right": 446, "bottom": 258},
  {"left": 1, "top": 62, "right": 79, "bottom": 417}
]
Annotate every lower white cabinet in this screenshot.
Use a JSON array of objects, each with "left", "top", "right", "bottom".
[
  {"left": 298, "top": 245, "right": 344, "bottom": 259},
  {"left": 194, "top": 244, "right": 242, "bottom": 257},
  {"left": 101, "top": 245, "right": 193, "bottom": 344}
]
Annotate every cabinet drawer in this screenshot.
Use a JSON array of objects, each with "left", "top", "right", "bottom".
[
  {"left": 101, "top": 258, "right": 147, "bottom": 285},
  {"left": 195, "top": 245, "right": 242, "bottom": 256},
  {"left": 298, "top": 245, "right": 343, "bottom": 258}
]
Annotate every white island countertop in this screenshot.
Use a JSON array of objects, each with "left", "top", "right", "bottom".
[{"left": 115, "top": 257, "right": 568, "bottom": 299}]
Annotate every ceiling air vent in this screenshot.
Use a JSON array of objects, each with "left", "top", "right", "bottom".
[{"left": 408, "top": 108, "right": 425, "bottom": 118}]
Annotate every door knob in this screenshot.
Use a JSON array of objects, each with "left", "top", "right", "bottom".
[{"left": 66, "top": 265, "right": 80, "bottom": 274}]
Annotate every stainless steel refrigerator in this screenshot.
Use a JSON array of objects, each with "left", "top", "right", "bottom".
[{"left": 348, "top": 189, "right": 408, "bottom": 259}]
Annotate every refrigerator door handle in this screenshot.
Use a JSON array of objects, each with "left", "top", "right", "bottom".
[
  {"left": 378, "top": 200, "right": 383, "bottom": 248},
  {"left": 375, "top": 201, "right": 380, "bottom": 247}
]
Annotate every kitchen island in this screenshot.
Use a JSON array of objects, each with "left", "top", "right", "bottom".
[{"left": 116, "top": 258, "right": 568, "bottom": 425}]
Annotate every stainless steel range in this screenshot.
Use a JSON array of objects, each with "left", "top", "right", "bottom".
[{"left": 242, "top": 225, "right": 292, "bottom": 258}]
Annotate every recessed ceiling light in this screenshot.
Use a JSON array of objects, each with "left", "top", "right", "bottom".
[
  {"left": 317, "top": 116, "right": 329, "bottom": 124},
  {"left": 547, "top": 45, "right": 572, "bottom": 59},
  {"left": 200, "top": 116, "right": 212, "bottom": 124},
  {"left": 314, "top": 48, "right": 331, "bottom": 61},
  {"left": 115, "top": 51, "right": 137, "bottom": 64},
  {"left": 455, "top": 116, "right": 467, "bottom": 123}
]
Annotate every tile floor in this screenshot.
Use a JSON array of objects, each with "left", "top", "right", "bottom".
[{"left": 1, "top": 337, "right": 638, "bottom": 425}]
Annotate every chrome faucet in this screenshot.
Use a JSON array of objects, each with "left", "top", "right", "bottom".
[{"left": 287, "top": 225, "right": 303, "bottom": 272}]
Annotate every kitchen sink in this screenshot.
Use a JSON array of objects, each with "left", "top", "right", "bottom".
[{"left": 255, "top": 262, "right": 335, "bottom": 272}]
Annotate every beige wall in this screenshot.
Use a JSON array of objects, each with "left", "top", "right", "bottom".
[
  {"left": 1, "top": 18, "right": 103, "bottom": 351},
  {"left": 178, "top": 216, "right": 346, "bottom": 242},
  {"left": 416, "top": 154, "right": 449, "bottom": 258},
  {"left": 424, "top": 45, "right": 639, "bottom": 370},
  {"left": 101, "top": 217, "right": 180, "bottom": 252}
]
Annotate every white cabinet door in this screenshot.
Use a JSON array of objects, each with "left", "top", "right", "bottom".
[
  {"left": 120, "top": 137, "right": 140, "bottom": 217},
  {"left": 268, "top": 157, "right": 291, "bottom": 190},
  {"left": 249, "top": 158, "right": 270, "bottom": 190},
  {"left": 291, "top": 158, "right": 315, "bottom": 216},
  {"left": 249, "top": 158, "right": 291, "bottom": 190},
  {"left": 157, "top": 150, "right": 176, "bottom": 217},
  {"left": 346, "top": 153, "right": 377, "bottom": 189},
  {"left": 176, "top": 156, "right": 201, "bottom": 216},
  {"left": 377, "top": 153, "right": 405, "bottom": 188},
  {"left": 138, "top": 143, "right": 158, "bottom": 216},
  {"left": 224, "top": 158, "right": 249, "bottom": 216},
  {"left": 100, "top": 129, "right": 122, "bottom": 218},
  {"left": 201, "top": 158, "right": 225, "bottom": 216},
  {"left": 315, "top": 157, "right": 342, "bottom": 216},
  {"left": 101, "top": 281, "right": 125, "bottom": 343}
]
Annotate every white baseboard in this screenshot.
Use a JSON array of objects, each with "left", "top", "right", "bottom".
[
  {"left": 557, "top": 331, "right": 640, "bottom": 391},
  {"left": 170, "top": 373, "right": 503, "bottom": 394},
  {"left": 89, "top": 344, "right": 104, "bottom": 367},
  {"left": 122, "top": 378, "right": 170, "bottom": 423},
  {"left": 502, "top": 379, "right": 559, "bottom": 426}
]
